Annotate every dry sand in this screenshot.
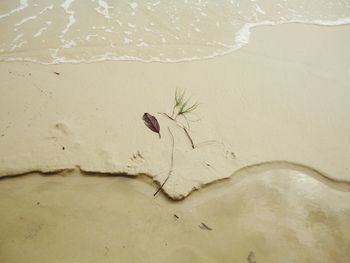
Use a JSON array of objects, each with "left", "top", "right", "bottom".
[{"left": 0, "top": 23, "right": 350, "bottom": 262}]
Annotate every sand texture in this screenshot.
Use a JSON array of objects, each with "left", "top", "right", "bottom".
[
  {"left": 1, "top": 165, "right": 350, "bottom": 263},
  {"left": 1, "top": 24, "right": 350, "bottom": 199},
  {"left": 0, "top": 22, "right": 350, "bottom": 262}
]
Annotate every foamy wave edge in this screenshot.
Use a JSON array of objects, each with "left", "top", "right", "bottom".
[{"left": 1, "top": 18, "right": 350, "bottom": 65}]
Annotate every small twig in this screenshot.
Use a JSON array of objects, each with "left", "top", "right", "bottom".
[
  {"left": 158, "top": 112, "right": 175, "bottom": 121},
  {"left": 199, "top": 222, "right": 212, "bottom": 231},
  {"left": 159, "top": 112, "right": 195, "bottom": 149},
  {"left": 178, "top": 114, "right": 191, "bottom": 130},
  {"left": 194, "top": 140, "right": 223, "bottom": 148},
  {"left": 154, "top": 127, "right": 174, "bottom": 196},
  {"left": 183, "top": 127, "right": 195, "bottom": 149}
]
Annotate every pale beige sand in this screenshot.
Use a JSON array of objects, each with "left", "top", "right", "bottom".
[
  {"left": 0, "top": 23, "right": 350, "bottom": 262},
  {"left": 0, "top": 23, "right": 350, "bottom": 199}
]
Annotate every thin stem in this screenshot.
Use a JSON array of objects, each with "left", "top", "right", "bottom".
[
  {"left": 158, "top": 112, "right": 175, "bottom": 121},
  {"left": 154, "top": 127, "right": 175, "bottom": 196},
  {"left": 158, "top": 112, "right": 195, "bottom": 149},
  {"left": 183, "top": 127, "right": 195, "bottom": 149}
]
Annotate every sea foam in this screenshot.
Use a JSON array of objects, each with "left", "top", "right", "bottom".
[{"left": 0, "top": 0, "right": 349, "bottom": 64}]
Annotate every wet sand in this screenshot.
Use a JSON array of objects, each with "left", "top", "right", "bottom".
[{"left": 1, "top": 165, "right": 350, "bottom": 263}]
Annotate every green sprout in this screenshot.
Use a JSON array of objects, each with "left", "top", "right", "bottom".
[
  {"left": 157, "top": 88, "right": 199, "bottom": 149},
  {"left": 172, "top": 88, "right": 199, "bottom": 120}
]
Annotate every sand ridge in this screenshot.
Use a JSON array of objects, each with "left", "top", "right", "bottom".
[{"left": 1, "top": 160, "right": 349, "bottom": 200}]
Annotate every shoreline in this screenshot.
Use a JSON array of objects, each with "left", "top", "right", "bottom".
[
  {"left": 1, "top": 165, "right": 349, "bottom": 262},
  {"left": 2, "top": 20, "right": 350, "bottom": 65},
  {"left": 1, "top": 21, "right": 350, "bottom": 262},
  {"left": 1, "top": 159, "right": 350, "bottom": 201},
  {"left": 1, "top": 23, "right": 349, "bottom": 199}
]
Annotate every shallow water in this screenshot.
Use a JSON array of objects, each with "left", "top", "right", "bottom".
[{"left": 0, "top": 0, "right": 349, "bottom": 64}]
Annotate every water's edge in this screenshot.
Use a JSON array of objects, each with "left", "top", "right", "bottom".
[{"left": 1, "top": 160, "right": 349, "bottom": 200}]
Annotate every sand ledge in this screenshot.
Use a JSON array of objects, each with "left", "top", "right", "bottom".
[
  {"left": 1, "top": 160, "right": 349, "bottom": 200},
  {"left": 0, "top": 23, "right": 349, "bottom": 200}
]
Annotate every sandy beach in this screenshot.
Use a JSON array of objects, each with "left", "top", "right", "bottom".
[{"left": 1, "top": 1, "right": 350, "bottom": 262}]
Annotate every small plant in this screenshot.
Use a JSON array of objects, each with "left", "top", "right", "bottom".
[
  {"left": 160, "top": 88, "right": 198, "bottom": 149},
  {"left": 171, "top": 88, "right": 199, "bottom": 122},
  {"left": 142, "top": 88, "right": 199, "bottom": 196}
]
